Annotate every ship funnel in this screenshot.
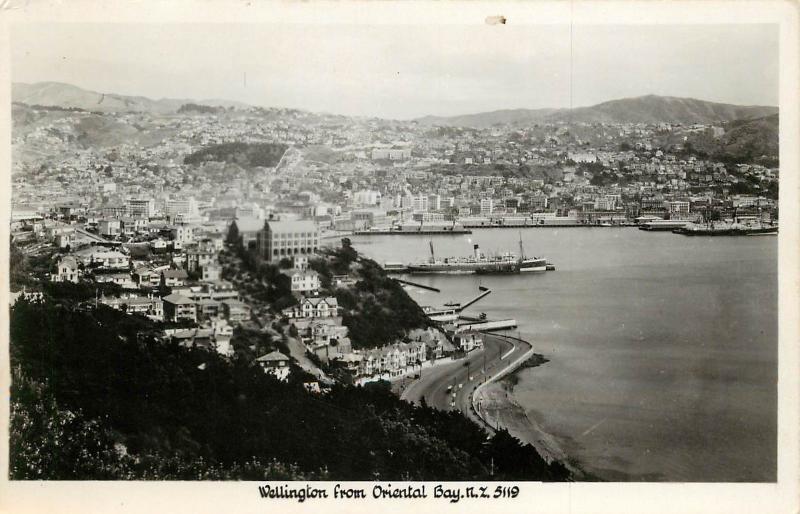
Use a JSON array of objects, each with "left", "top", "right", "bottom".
[{"left": 474, "top": 244, "right": 480, "bottom": 259}]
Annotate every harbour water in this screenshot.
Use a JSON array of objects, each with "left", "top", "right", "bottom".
[{"left": 346, "top": 228, "right": 778, "bottom": 482}]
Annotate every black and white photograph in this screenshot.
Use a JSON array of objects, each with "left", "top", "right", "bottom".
[{"left": 1, "top": 1, "right": 798, "bottom": 513}]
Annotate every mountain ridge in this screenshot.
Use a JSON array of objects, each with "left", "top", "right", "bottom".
[
  {"left": 12, "top": 81, "right": 778, "bottom": 125},
  {"left": 417, "top": 95, "right": 778, "bottom": 127},
  {"left": 12, "top": 81, "right": 249, "bottom": 114}
]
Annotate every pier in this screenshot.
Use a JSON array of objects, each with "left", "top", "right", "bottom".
[
  {"left": 392, "top": 278, "right": 440, "bottom": 292},
  {"left": 353, "top": 228, "right": 472, "bottom": 235},
  {"left": 455, "top": 317, "right": 517, "bottom": 333}
]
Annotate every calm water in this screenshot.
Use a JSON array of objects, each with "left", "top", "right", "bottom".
[{"left": 345, "top": 228, "right": 777, "bottom": 482}]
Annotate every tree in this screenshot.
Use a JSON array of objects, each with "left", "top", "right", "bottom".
[{"left": 10, "top": 367, "right": 132, "bottom": 479}]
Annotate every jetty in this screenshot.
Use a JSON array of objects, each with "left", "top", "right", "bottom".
[
  {"left": 353, "top": 227, "right": 472, "bottom": 235},
  {"left": 454, "top": 317, "right": 517, "bottom": 333}
]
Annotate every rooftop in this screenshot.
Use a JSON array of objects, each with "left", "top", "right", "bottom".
[
  {"left": 256, "top": 351, "right": 290, "bottom": 362},
  {"left": 162, "top": 293, "right": 194, "bottom": 305},
  {"left": 266, "top": 219, "right": 318, "bottom": 233},
  {"left": 233, "top": 216, "right": 264, "bottom": 233}
]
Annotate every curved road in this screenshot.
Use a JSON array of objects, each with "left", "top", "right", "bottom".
[{"left": 400, "top": 333, "right": 531, "bottom": 428}]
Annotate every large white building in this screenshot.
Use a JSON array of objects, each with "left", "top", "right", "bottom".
[
  {"left": 257, "top": 219, "right": 319, "bottom": 262},
  {"left": 127, "top": 198, "right": 156, "bottom": 219},
  {"left": 480, "top": 198, "right": 494, "bottom": 215},
  {"left": 371, "top": 148, "right": 411, "bottom": 161},
  {"left": 165, "top": 197, "right": 200, "bottom": 222},
  {"left": 353, "top": 190, "right": 382, "bottom": 206}
]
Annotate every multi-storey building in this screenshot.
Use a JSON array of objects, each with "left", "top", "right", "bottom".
[
  {"left": 256, "top": 219, "right": 319, "bottom": 262},
  {"left": 127, "top": 197, "right": 155, "bottom": 219}
]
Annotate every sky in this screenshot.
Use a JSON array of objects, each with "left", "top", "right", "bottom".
[{"left": 10, "top": 23, "right": 779, "bottom": 119}]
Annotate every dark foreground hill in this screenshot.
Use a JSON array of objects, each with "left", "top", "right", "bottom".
[{"left": 9, "top": 290, "right": 571, "bottom": 481}]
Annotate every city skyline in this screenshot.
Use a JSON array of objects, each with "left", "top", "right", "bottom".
[{"left": 11, "top": 23, "right": 779, "bottom": 119}]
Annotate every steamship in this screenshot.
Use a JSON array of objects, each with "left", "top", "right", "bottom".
[{"left": 406, "top": 240, "right": 547, "bottom": 274}]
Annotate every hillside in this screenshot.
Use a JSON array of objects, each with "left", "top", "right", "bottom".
[
  {"left": 553, "top": 96, "right": 778, "bottom": 125},
  {"left": 418, "top": 108, "right": 557, "bottom": 129},
  {"left": 183, "top": 142, "right": 288, "bottom": 168},
  {"left": 416, "top": 95, "right": 778, "bottom": 128},
  {"left": 716, "top": 113, "right": 779, "bottom": 163},
  {"left": 647, "top": 112, "right": 779, "bottom": 165},
  {"left": 12, "top": 82, "right": 248, "bottom": 114},
  {"left": 11, "top": 103, "right": 178, "bottom": 160},
  {"left": 9, "top": 290, "right": 570, "bottom": 481}
]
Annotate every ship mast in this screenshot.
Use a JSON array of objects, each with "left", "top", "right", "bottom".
[
  {"left": 429, "top": 240, "right": 435, "bottom": 264},
  {"left": 518, "top": 231, "right": 525, "bottom": 263}
]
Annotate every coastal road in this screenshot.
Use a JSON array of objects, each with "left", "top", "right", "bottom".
[{"left": 401, "top": 333, "right": 531, "bottom": 428}]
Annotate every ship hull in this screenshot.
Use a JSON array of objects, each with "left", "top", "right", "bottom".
[
  {"left": 674, "top": 226, "right": 778, "bottom": 236},
  {"left": 407, "top": 258, "right": 548, "bottom": 274},
  {"left": 408, "top": 262, "right": 519, "bottom": 274},
  {"left": 519, "top": 258, "right": 548, "bottom": 272}
]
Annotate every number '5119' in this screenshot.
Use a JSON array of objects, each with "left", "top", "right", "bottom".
[{"left": 494, "top": 486, "right": 519, "bottom": 498}]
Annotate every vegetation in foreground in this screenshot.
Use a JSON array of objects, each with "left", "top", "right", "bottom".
[{"left": 9, "top": 292, "right": 571, "bottom": 481}]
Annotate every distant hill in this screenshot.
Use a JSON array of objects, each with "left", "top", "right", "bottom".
[
  {"left": 718, "top": 113, "right": 779, "bottom": 158},
  {"left": 416, "top": 95, "right": 778, "bottom": 128},
  {"left": 417, "top": 108, "right": 557, "bottom": 129},
  {"left": 183, "top": 142, "right": 288, "bottom": 168},
  {"left": 12, "top": 82, "right": 249, "bottom": 114},
  {"left": 688, "top": 113, "right": 779, "bottom": 166}
]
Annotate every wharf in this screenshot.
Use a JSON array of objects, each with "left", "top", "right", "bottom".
[
  {"left": 455, "top": 317, "right": 517, "bottom": 333},
  {"left": 353, "top": 228, "right": 472, "bottom": 235}
]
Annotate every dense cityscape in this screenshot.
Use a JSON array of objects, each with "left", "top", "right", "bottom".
[{"left": 9, "top": 81, "right": 780, "bottom": 481}]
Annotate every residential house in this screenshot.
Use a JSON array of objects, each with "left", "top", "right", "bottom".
[
  {"left": 162, "top": 269, "right": 189, "bottom": 287},
  {"left": 133, "top": 266, "right": 161, "bottom": 288},
  {"left": 94, "top": 272, "right": 137, "bottom": 289},
  {"left": 170, "top": 224, "right": 196, "bottom": 245},
  {"left": 453, "top": 331, "right": 483, "bottom": 352},
  {"left": 255, "top": 351, "right": 291, "bottom": 381},
  {"left": 98, "top": 219, "right": 121, "bottom": 237},
  {"left": 221, "top": 299, "right": 251, "bottom": 324},
  {"left": 201, "top": 262, "right": 222, "bottom": 282},
  {"left": 124, "top": 217, "right": 148, "bottom": 234},
  {"left": 282, "top": 296, "right": 338, "bottom": 319},
  {"left": 165, "top": 328, "right": 216, "bottom": 351},
  {"left": 286, "top": 269, "right": 321, "bottom": 294},
  {"left": 87, "top": 249, "right": 129, "bottom": 269},
  {"left": 205, "top": 281, "right": 240, "bottom": 302},
  {"left": 357, "top": 341, "right": 427, "bottom": 378},
  {"left": 162, "top": 293, "right": 196, "bottom": 322},
  {"left": 196, "top": 298, "right": 221, "bottom": 320},
  {"left": 101, "top": 295, "right": 164, "bottom": 321},
  {"left": 408, "top": 327, "right": 453, "bottom": 360},
  {"left": 51, "top": 256, "right": 81, "bottom": 283},
  {"left": 186, "top": 249, "right": 216, "bottom": 273}
]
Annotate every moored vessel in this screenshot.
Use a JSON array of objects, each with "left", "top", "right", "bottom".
[
  {"left": 406, "top": 236, "right": 549, "bottom": 274},
  {"left": 673, "top": 221, "right": 778, "bottom": 236},
  {"left": 638, "top": 220, "right": 693, "bottom": 231}
]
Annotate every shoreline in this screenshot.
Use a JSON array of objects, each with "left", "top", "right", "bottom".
[
  {"left": 468, "top": 335, "right": 590, "bottom": 479},
  {"left": 396, "top": 328, "right": 590, "bottom": 480}
]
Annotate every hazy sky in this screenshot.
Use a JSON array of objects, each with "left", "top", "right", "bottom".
[{"left": 11, "top": 23, "right": 778, "bottom": 119}]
